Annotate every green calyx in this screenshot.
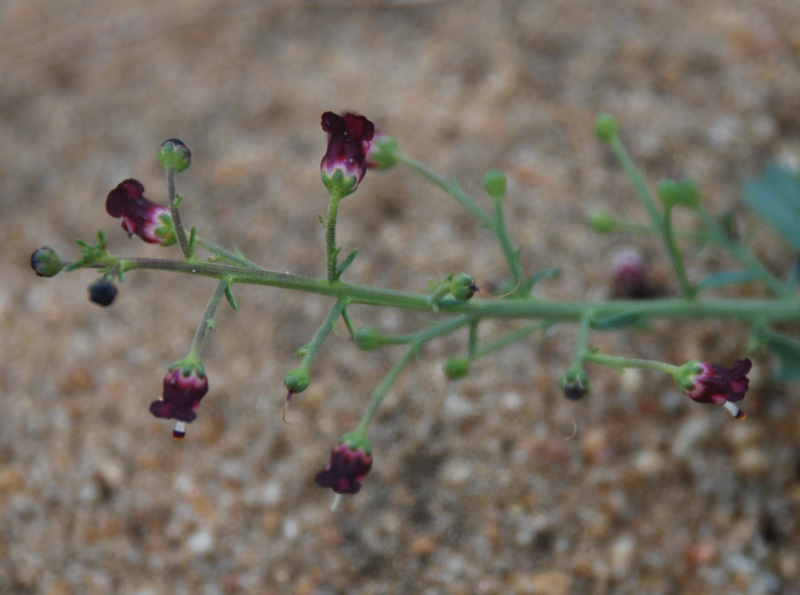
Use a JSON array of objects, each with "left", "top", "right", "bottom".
[
  {"left": 339, "top": 431, "right": 372, "bottom": 456},
  {"left": 483, "top": 168, "right": 507, "bottom": 199},
  {"left": 595, "top": 113, "right": 619, "bottom": 142},
  {"left": 321, "top": 170, "right": 358, "bottom": 199},
  {"left": 284, "top": 367, "right": 311, "bottom": 394},
  {"left": 171, "top": 355, "right": 206, "bottom": 379},
  {"left": 354, "top": 326, "right": 385, "bottom": 351},
  {"left": 443, "top": 357, "right": 470, "bottom": 380},
  {"left": 559, "top": 367, "right": 590, "bottom": 400},
  {"left": 158, "top": 139, "right": 192, "bottom": 173}
]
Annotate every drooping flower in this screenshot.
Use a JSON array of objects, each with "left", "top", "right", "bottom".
[
  {"left": 676, "top": 358, "right": 752, "bottom": 419},
  {"left": 88, "top": 279, "right": 118, "bottom": 307},
  {"left": 320, "top": 112, "right": 375, "bottom": 197},
  {"left": 315, "top": 432, "right": 373, "bottom": 495},
  {"left": 149, "top": 361, "right": 209, "bottom": 438},
  {"left": 105, "top": 179, "right": 176, "bottom": 245}
]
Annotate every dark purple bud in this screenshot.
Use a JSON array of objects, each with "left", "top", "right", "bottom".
[
  {"left": 88, "top": 279, "right": 118, "bottom": 307},
  {"left": 315, "top": 433, "right": 373, "bottom": 495}
]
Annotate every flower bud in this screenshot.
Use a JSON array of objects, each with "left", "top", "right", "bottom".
[
  {"left": 320, "top": 112, "right": 375, "bottom": 198},
  {"left": 158, "top": 138, "right": 191, "bottom": 173},
  {"left": 365, "top": 133, "right": 398, "bottom": 170},
  {"left": 595, "top": 113, "right": 619, "bottom": 142},
  {"left": 483, "top": 168, "right": 507, "bottom": 199},
  {"left": 30, "top": 246, "right": 63, "bottom": 277},
  {"left": 88, "top": 279, "right": 118, "bottom": 307},
  {"left": 284, "top": 368, "right": 310, "bottom": 394},
  {"left": 354, "top": 326, "right": 384, "bottom": 351},
  {"left": 560, "top": 368, "right": 590, "bottom": 401},
  {"left": 450, "top": 273, "right": 479, "bottom": 301},
  {"left": 588, "top": 211, "right": 616, "bottom": 234},
  {"left": 443, "top": 357, "right": 470, "bottom": 380}
]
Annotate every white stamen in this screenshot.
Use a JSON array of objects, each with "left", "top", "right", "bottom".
[
  {"left": 330, "top": 493, "right": 342, "bottom": 512},
  {"left": 723, "top": 401, "right": 743, "bottom": 419},
  {"left": 173, "top": 421, "right": 187, "bottom": 439}
]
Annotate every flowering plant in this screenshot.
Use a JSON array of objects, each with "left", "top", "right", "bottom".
[{"left": 31, "top": 113, "right": 800, "bottom": 502}]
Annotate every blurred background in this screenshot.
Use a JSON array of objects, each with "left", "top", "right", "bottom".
[{"left": 3, "top": 1, "right": 800, "bottom": 593}]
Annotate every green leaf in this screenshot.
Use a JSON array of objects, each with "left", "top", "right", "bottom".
[
  {"left": 742, "top": 163, "right": 800, "bottom": 250},
  {"left": 590, "top": 311, "right": 642, "bottom": 331},
  {"left": 527, "top": 268, "right": 561, "bottom": 289},
  {"left": 224, "top": 280, "right": 239, "bottom": 311},
  {"left": 336, "top": 248, "right": 359, "bottom": 279},
  {"left": 762, "top": 331, "right": 800, "bottom": 381},
  {"left": 694, "top": 270, "right": 761, "bottom": 292}
]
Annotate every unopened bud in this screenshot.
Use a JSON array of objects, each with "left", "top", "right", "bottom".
[
  {"left": 88, "top": 279, "right": 118, "bottom": 307},
  {"left": 30, "top": 246, "right": 63, "bottom": 277},
  {"left": 283, "top": 368, "right": 310, "bottom": 394},
  {"left": 158, "top": 138, "right": 191, "bottom": 173},
  {"left": 443, "top": 357, "right": 470, "bottom": 380}
]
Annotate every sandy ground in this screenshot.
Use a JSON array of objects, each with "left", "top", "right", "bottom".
[{"left": 4, "top": 1, "right": 800, "bottom": 593}]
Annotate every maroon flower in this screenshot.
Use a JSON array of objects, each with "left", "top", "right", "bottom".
[
  {"left": 320, "top": 112, "right": 375, "bottom": 196},
  {"left": 149, "top": 363, "right": 209, "bottom": 438},
  {"left": 315, "top": 434, "right": 373, "bottom": 495},
  {"left": 611, "top": 247, "right": 658, "bottom": 298},
  {"left": 106, "top": 179, "right": 175, "bottom": 245},
  {"left": 681, "top": 358, "right": 752, "bottom": 419}
]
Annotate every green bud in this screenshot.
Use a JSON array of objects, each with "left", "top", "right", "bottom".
[
  {"left": 559, "top": 368, "right": 590, "bottom": 401},
  {"left": 450, "top": 273, "right": 478, "bottom": 301},
  {"left": 354, "top": 326, "right": 384, "bottom": 351},
  {"left": 588, "top": 211, "right": 617, "bottom": 234},
  {"left": 158, "top": 138, "right": 191, "bottom": 173},
  {"left": 595, "top": 113, "right": 619, "bottom": 142},
  {"left": 30, "top": 246, "right": 63, "bottom": 277},
  {"left": 656, "top": 179, "right": 679, "bottom": 206},
  {"left": 483, "top": 168, "right": 507, "bottom": 199},
  {"left": 283, "top": 368, "right": 310, "bottom": 394},
  {"left": 443, "top": 357, "right": 470, "bottom": 380},
  {"left": 367, "top": 135, "right": 399, "bottom": 170},
  {"left": 673, "top": 179, "right": 700, "bottom": 207}
]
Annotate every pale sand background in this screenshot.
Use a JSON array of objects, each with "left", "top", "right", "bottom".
[{"left": 4, "top": 1, "right": 800, "bottom": 593}]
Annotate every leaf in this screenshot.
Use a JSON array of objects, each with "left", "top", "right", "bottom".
[
  {"left": 224, "top": 280, "right": 239, "bottom": 311},
  {"left": 590, "top": 311, "right": 642, "bottom": 331},
  {"left": 762, "top": 331, "right": 800, "bottom": 381},
  {"left": 694, "top": 270, "right": 761, "bottom": 292},
  {"left": 527, "top": 268, "right": 561, "bottom": 289},
  {"left": 742, "top": 163, "right": 800, "bottom": 250},
  {"left": 336, "top": 248, "right": 359, "bottom": 279}
]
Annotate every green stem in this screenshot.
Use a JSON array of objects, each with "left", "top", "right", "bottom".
[
  {"left": 82, "top": 258, "right": 800, "bottom": 324},
  {"left": 325, "top": 194, "right": 342, "bottom": 283},
  {"left": 194, "top": 236, "right": 264, "bottom": 270},
  {"left": 356, "top": 344, "right": 418, "bottom": 435},
  {"left": 607, "top": 135, "right": 663, "bottom": 229},
  {"left": 574, "top": 311, "right": 592, "bottom": 368},
  {"left": 582, "top": 351, "right": 681, "bottom": 376},
  {"left": 189, "top": 278, "right": 228, "bottom": 358},
  {"left": 662, "top": 203, "right": 695, "bottom": 299},
  {"left": 471, "top": 321, "right": 546, "bottom": 360},
  {"left": 695, "top": 207, "right": 791, "bottom": 298},
  {"left": 394, "top": 152, "right": 494, "bottom": 227},
  {"left": 468, "top": 320, "right": 479, "bottom": 358},
  {"left": 166, "top": 168, "right": 191, "bottom": 260},
  {"left": 492, "top": 194, "right": 527, "bottom": 297},
  {"left": 299, "top": 299, "right": 348, "bottom": 373}
]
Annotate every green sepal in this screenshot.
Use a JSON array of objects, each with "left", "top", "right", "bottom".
[
  {"left": 590, "top": 311, "right": 642, "bottom": 331},
  {"left": 224, "top": 279, "right": 238, "bottom": 311},
  {"left": 527, "top": 268, "right": 561, "bottom": 290},
  {"left": 694, "top": 270, "right": 761, "bottom": 292},
  {"left": 66, "top": 231, "right": 111, "bottom": 271},
  {"left": 158, "top": 139, "right": 192, "bottom": 173},
  {"left": 154, "top": 212, "right": 177, "bottom": 247},
  {"left": 761, "top": 330, "right": 800, "bottom": 381},
  {"left": 336, "top": 248, "right": 359, "bottom": 280}
]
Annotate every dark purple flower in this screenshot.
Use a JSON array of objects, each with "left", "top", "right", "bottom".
[
  {"left": 105, "top": 179, "right": 175, "bottom": 245},
  {"left": 683, "top": 358, "right": 752, "bottom": 419},
  {"left": 611, "top": 247, "right": 658, "bottom": 298},
  {"left": 315, "top": 435, "right": 373, "bottom": 495},
  {"left": 149, "top": 364, "right": 209, "bottom": 438},
  {"left": 320, "top": 112, "right": 375, "bottom": 195}
]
